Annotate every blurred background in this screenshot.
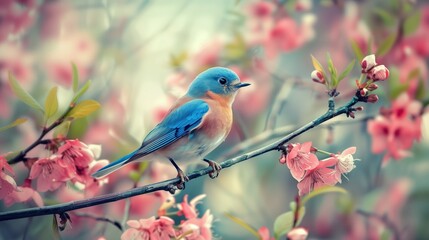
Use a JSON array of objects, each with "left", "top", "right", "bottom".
[{"left": 0, "top": 0, "right": 428, "bottom": 239}]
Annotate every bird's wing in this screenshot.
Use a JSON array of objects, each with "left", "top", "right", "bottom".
[{"left": 127, "top": 99, "right": 209, "bottom": 162}]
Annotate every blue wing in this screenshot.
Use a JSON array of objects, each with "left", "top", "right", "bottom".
[
  {"left": 127, "top": 99, "right": 209, "bottom": 162},
  {"left": 92, "top": 99, "right": 209, "bottom": 178}
]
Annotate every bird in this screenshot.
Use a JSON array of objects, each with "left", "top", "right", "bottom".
[{"left": 92, "top": 67, "right": 250, "bottom": 188}]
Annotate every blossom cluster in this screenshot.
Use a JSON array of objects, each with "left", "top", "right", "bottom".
[
  {"left": 0, "top": 139, "right": 108, "bottom": 207},
  {"left": 368, "top": 93, "right": 423, "bottom": 164},
  {"left": 280, "top": 142, "right": 357, "bottom": 196},
  {"left": 121, "top": 194, "right": 213, "bottom": 240}
]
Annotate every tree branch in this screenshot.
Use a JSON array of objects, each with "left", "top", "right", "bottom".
[{"left": 0, "top": 94, "right": 362, "bottom": 221}]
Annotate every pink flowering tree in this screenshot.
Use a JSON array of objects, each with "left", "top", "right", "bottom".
[{"left": 0, "top": 1, "right": 428, "bottom": 239}]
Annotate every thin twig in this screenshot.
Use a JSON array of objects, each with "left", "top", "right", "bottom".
[
  {"left": 0, "top": 94, "right": 362, "bottom": 221},
  {"left": 7, "top": 106, "right": 73, "bottom": 165}
]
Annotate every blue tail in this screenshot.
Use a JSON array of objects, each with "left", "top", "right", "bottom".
[{"left": 92, "top": 150, "right": 137, "bottom": 178}]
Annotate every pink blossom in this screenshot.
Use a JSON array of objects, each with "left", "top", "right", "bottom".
[
  {"left": 396, "top": 53, "right": 428, "bottom": 96},
  {"left": 0, "top": 155, "right": 14, "bottom": 175},
  {"left": 297, "top": 158, "right": 338, "bottom": 196},
  {"left": 264, "top": 18, "right": 306, "bottom": 58},
  {"left": 332, "top": 147, "right": 357, "bottom": 183},
  {"left": 311, "top": 70, "right": 325, "bottom": 84},
  {"left": 79, "top": 159, "right": 109, "bottom": 197},
  {"left": 369, "top": 65, "right": 389, "bottom": 81},
  {"left": 57, "top": 139, "right": 99, "bottom": 172},
  {"left": 0, "top": 1, "right": 35, "bottom": 42},
  {"left": 3, "top": 179, "right": 43, "bottom": 207},
  {"left": 43, "top": 31, "right": 98, "bottom": 86},
  {"left": 0, "top": 172, "right": 17, "bottom": 200},
  {"left": 368, "top": 94, "right": 422, "bottom": 163},
  {"left": 368, "top": 116, "right": 418, "bottom": 163},
  {"left": 28, "top": 156, "right": 71, "bottom": 192},
  {"left": 361, "top": 54, "right": 376, "bottom": 72},
  {"left": 0, "top": 43, "right": 34, "bottom": 85},
  {"left": 285, "top": 142, "right": 319, "bottom": 181},
  {"left": 258, "top": 226, "right": 274, "bottom": 240},
  {"left": 179, "top": 210, "right": 213, "bottom": 240},
  {"left": 121, "top": 216, "right": 176, "bottom": 240},
  {"left": 177, "top": 194, "right": 206, "bottom": 219},
  {"left": 249, "top": 1, "right": 275, "bottom": 19},
  {"left": 287, "top": 227, "right": 308, "bottom": 240}
]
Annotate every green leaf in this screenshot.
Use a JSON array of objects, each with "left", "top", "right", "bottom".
[
  {"left": 376, "top": 33, "right": 396, "bottom": 57},
  {"left": 0, "top": 118, "right": 27, "bottom": 132},
  {"left": 67, "top": 100, "right": 100, "bottom": 119},
  {"left": 373, "top": 8, "right": 396, "bottom": 26},
  {"left": 310, "top": 54, "right": 325, "bottom": 73},
  {"left": 44, "top": 87, "right": 59, "bottom": 121},
  {"left": 8, "top": 72, "right": 44, "bottom": 113},
  {"left": 350, "top": 40, "right": 364, "bottom": 62},
  {"left": 273, "top": 211, "right": 293, "bottom": 238},
  {"left": 326, "top": 53, "right": 338, "bottom": 87},
  {"left": 224, "top": 213, "right": 260, "bottom": 239},
  {"left": 302, "top": 186, "right": 348, "bottom": 205},
  {"left": 71, "top": 80, "right": 91, "bottom": 104},
  {"left": 72, "top": 63, "right": 79, "bottom": 93},
  {"left": 404, "top": 11, "right": 421, "bottom": 36},
  {"left": 337, "top": 60, "right": 356, "bottom": 83}
]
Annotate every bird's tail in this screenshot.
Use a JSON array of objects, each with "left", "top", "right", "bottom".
[{"left": 92, "top": 150, "right": 137, "bottom": 178}]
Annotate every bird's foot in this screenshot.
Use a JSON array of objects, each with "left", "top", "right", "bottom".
[
  {"left": 204, "top": 159, "right": 222, "bottom": 179},
  {"left": 175, "top": 168, "right": 189, "bottom": 190}
]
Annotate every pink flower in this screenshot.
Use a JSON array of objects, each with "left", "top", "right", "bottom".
[
  {"left": 287, "top": 227, "right": 308, "bottom": 240},
  {"left": 0, "top": 172, "right": 17, "bottom": 200},
  {"left": 367, "top": 94, "right": 422, "bottom": 163},
  {"left": 29, "top": 156, "right": 71, "bottom": 192},
  {"left": 3, "top": 179, "right": 43, "bottom": 207},
  {"left": 369, "top": 65, "right": 389, "bottom": 81},
  {"left": 368, "top": 116, "right": 418, "bottom": 163},
  {"left": 258, "top": 226, "right": 274, "bottom": 240},
  {"left": 285, "top": 142, "right": 319, "bottom": 181},
  {"left": 264, "top": 16, "right": 314, "bottom": 58},
  {"left": 332, "top": 147, "right": 357, "bottom": 183},
  {"left": 177, "top": 194, "right": 206, "bottom": 219},
  {"left": 43, "top": 31, "right": 98, "bottom": 86},
  {"left": 179, "top": 210, "right": 213, "bottom": 240},
  {"left": 121, "top": 216, "right": 176, "bottom": 240},
  {"left": 57, "top": 140, "right": 99, "bottom": 173},
  {"left": 79, "top": 159, "right": 109, "bottom": 197},
  {"left": 311, "top": 70, "right": 325, "bottom": 84},
  {"left": 0, "top": 155, "right": 14, "bottom": 175},
  {"left": 249, "top": 1, "right": 275, "bottom": 19},
  {"left": 361, "top": 54, "right": 377, "bottom": 72},
  {"left": 297, "top": 158, "right": 338, "bottom": 196}
]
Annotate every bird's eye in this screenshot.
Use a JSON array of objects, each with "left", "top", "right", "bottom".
[{"left": 218, "top": 77, "right": 227, "bottom": 85}]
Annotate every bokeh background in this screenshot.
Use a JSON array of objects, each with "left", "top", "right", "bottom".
[{"left": 0, "top": 0, "right": 429, "bottom": 239}]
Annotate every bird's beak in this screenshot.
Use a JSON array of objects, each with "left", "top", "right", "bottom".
[{"left": 234, "top": 82, "right": 251, "bottom": 89}]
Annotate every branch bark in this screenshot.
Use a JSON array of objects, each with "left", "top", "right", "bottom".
[{"left": 0, "top": 95, "right": 362, "bottom": 221}]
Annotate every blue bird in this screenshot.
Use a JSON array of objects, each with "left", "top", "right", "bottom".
[{"left": 92, "top": 67, "right": 250, "bottom": 187}]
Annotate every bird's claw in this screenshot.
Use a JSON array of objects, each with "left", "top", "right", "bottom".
[
  {"left": 175, "top": 168, "right": 189, "bottom": 190},
  {"left": 204, "top": 159, "right": 222, "bottom": 179}
]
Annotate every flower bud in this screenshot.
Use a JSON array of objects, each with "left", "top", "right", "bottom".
[
  {"left": 366, "top": 83, "right": 378, "bottom": 91},
  {"left": 287, "top": 227, "right": 308, "bottom": 240},
  {"left": 355, "top": 106, "right": 364, "bottom": 111},
  {"left": 369, "top": 65, "right": 389, "bottom": 81},
  {"left": 367, "top": 94, "right": 379, "bottom": 103},
  {"left": 361, "top": 54, "right": 377, "bottom": 72},
  {"left": 311, "top": 70, "right": 325, "bottom": 84},
  {"left": 360, "top": 88, "right": 368, "bottom": 97},
  {"left": 279, "top": 154, "right": 287, "bottom": 164}
]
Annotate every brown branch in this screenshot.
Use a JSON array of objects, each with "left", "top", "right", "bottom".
[{"left": 0, "top": 93, "right": 364, "bottom": 221}]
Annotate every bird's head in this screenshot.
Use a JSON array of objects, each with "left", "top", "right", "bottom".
[{"left": 187, "top": 67, "right": 250, "bottom": 102}]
